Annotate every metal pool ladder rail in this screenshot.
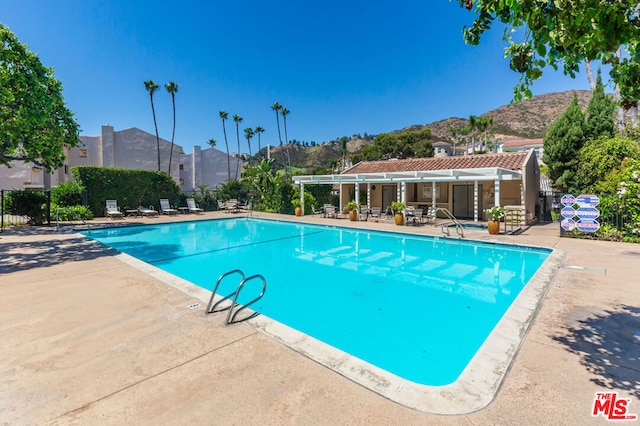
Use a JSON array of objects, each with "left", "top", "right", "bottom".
[
  {"left": 438, "top": 207, "right": 465, "bottom": 238},
  {"left": 205, "top": 269, "right": 267, "bottom": 325}
]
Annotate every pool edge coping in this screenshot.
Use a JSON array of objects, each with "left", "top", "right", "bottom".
[{"left": 80, "top": 221, "right": 564, "bottom": 415}]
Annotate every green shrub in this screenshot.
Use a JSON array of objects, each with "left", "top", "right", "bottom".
[
  {"left": 4, "top": 190, "right": 47, "bottom": 225},
  {"left": 51, "top": 181, "right": 83, "bottom": 207},
  {"left": 52, "top": 204, "right": 94, "bottom": 221},
  {"left": 71, "top": 166, "right": 180, "bottom": 217}
]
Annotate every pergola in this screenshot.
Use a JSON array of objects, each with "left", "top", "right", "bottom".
[{"left": 292, "top": 166, "right": 523, "bottom": 221}]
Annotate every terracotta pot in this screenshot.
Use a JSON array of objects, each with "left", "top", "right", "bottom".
[
  {"left": 488, "top": 220, "right": 500, "bottom": 235},
  {"left": 295, "top": 206, "right": 302, "bottom": 216},
  {"left": 395, "top": 213, "right": 404, "bottom": 226},
  {"left": 348, "top": 210, "right": 357, "bottom": 221}
]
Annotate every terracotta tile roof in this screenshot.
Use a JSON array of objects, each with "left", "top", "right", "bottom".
[
  {"left": 501, "top": 138, "right": 543, "bottom": 148},
  {"left": 343, "top": 152, "right": 529, "bottom": 175}
]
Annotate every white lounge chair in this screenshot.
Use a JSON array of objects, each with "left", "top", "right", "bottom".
[
  {"left": 186, "top": 198, "right": 204, "bottom": 214},
  {"left": 159, "top": 199, "right": 178, "bottom": 215},
  {"left": 217, "top": 200, "right": 228, "bottom": 213},
  {"left": 105, "top": 200, "right": 124, "bottom": 219},
  {"left": 138, "top": 205, "right": 158, "bottom": 217}
]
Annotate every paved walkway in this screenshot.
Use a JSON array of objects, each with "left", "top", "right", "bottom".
[{"left": 1, "top": 212, "right": 639, "bottom": 425}]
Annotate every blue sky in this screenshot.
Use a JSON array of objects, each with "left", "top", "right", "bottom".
[{"left": 3, "top": 0, "right": 592, "bottom": 155}]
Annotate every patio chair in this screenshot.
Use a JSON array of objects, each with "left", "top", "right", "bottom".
[
  {"left": 217, "top": 200, "right": 228, "bottom": 213},
  {"left": 411, "top": 207, "right": 425, "bottom": 225},
  {"left": 404, "top": 206, "right": 416, "bottom": 224},
  {"left": 359, "top": 205, "right": 371, "bottom": 221},
  {"left": 324, "top": 205, "right": 337, "bottom": 218},
  {"left": 105, "top": 200, "right": 124, "bottom": 219},
  {"left": 311, "top": 205, "right": 322, "bottom": 215},
  {"left": 159, "top": 199, "right": 178, "bottom": 215},
  {"left": 225, "top": 199, "right": 238, "bottom": 213},
  {"left": 186, "top": 198, "right": 204, "bottom": 214},
  {"left": 370, "top": 207, "right": 382, "bottom": 221},
  {"left": 138, "top": 205, "right": 159, "bottom": 217}
]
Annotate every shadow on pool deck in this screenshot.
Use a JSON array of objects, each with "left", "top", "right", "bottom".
[{"left": 552, "top": 304, "right": 640, "bottom": 399}]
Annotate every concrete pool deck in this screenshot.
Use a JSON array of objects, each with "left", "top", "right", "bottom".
[{"left": 1, "top": 212, "right": 639, "bottom": 424}]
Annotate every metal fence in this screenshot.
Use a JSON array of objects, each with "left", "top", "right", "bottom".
[
  {"left": 555, "top": 193, "right": 636, "bottom": 241},
  {"left": 0, "top": 189, "right": 51, "bottom": 232}
]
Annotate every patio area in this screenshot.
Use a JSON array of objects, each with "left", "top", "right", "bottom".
[{"left": 1, "top": 212, "right": 638, "bottom": 424}]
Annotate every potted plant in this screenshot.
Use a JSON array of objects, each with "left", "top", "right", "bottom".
[
  {"left": 291, "top": 199, "right": 302, "bottom": 216},
  {"left": 346, "top": 200, "right": 358, "bottom": 221},
  {"left": 390, "top": 201, "right": 405, "bottom": 226},
  {"left": 485, "top": 205, "right": 505, "bottom": 235}
]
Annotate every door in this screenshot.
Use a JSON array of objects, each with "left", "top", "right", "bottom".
[
  {"left": 452, "top": 184, "right": 483, "bottom": 219},
  {"left": 381, "top": 185, "right": 397, "bottom": 214}
]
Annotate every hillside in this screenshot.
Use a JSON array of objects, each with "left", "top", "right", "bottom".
[{"left": 264, "top": 90, "right": 594, "bottom": 170}]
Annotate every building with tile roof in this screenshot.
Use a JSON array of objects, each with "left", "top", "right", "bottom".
[{"left": 293, "top": 150, "right": 541, "bottom": 225}]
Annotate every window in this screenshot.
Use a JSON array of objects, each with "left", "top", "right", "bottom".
[
  {"left": 64, "top": 165, "right": 69, "bottom": 174},
  {"left": 79, "top": 149, "right": 88, "bottom": 158},
  {"left": 179, "top": 164, "right": 184, "bottom": 171},
  {"left": 422, "top": 184, "right": 440, "bottom": 199}
]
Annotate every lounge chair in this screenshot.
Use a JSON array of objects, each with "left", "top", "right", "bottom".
[
  {"left": 186, "top": 198, "right": 204, "bottom": 214},
  {"left": 425, "top": 206, "right": 437, "bottom": 224},
  {"left": 105, "top": 200, "right": 124, "bottom": 219},
  {"left": 138, "top": 205, "right": 158, "bottom": 217},
  {"left": 217, "top": 200, "right": 227, "bottom": 213},
  {"left": 159, "top": 199, "right": 178, "bottom": 215}
]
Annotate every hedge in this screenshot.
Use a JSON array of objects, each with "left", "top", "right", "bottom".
[{"left": 71, "top": 166, "right": 180, "bottom": 217}]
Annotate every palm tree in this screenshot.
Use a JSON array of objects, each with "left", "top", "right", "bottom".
[
  {"left": 254, "top": 126, "right": 265, "bottom": 154},
  {"left": 144, "top": 80, "right": 161, "bottom": 171},
  {"left": 244, "top": 127, "right": 255, "bottom": 167},
  {"left": 219, "top": 111, "right": 231, "bottom": 181},
  {"left": 233, "top": 114, "right": 243, "bottom": 179},
  {"left": 281, "top": 107, "right": 291, "bottom": 174},
  {"left": 207, "top": 138, "right": 216, "bottom": 149},
  {"left": 271, "top": 102, "right": 284, "bottom": 165},
  {"left": 164, "top": 81, "right": 179, "bottom": 175},
  {"left": 467, "top": 115, "right": 478, "bottom": 154}
]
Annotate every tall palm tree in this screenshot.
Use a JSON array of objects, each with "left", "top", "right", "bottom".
[
  {"left": 467, "top": 115, "right": 478, "bottom": 154},
  {"left": 144, "top": 80, "right": 161, "bottom": 171},
  {"left": 271, "top": 102, "right": 284, "bottom": 165},
  {"left": 254, "top": 126, "right": 264, "bottom": 154},
  {"left": 281, "top": 107, "right": 291, "bottom": 174},
  {"left": 244, "top": 127, "right": 254, "bottom": 167},
  {"left": 219, "top": 111, "right": 231, "bottom": 181},
  {"left": 233, "top": 114, "right": 243, "bottom": 179},
  {"left": 207, "top": 138, "right": 216, "bottom": 149},
  {"left": 164, "top": 81, "right": 179, "bottom": 175}
]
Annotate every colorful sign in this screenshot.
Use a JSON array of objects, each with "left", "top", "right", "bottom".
[
  {"left": 561, "top": 194, "right": 576, "bottom": 206},
  {"left": 576, "top": 194, "right": 600, "bottom": 208},
  {"left": 576, "top": 219, "right": 600, "bottom": 232},
  {"left": 561, "top": 206, "right": 577, "bottom": 218},
  {"left": 576, "top": 207, "right": 600, "bottom": 220},
  {"left": 561, "top": 218, "right": 577, "bottom": 231}
]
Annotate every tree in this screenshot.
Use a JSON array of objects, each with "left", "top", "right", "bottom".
[
  {"left": 219, "top": 110, "right": 231, "bottom": 181},
  {"left": 207, "top": 138, "right": 216, "bottom": 149},
  {"left": 475, "top": 116, "right": 494, "bottom": 152},
  {"left": 271, "top": 101, "right": 285, "bottom": 165},
  {"left": 164, "top": 81, "right": 179, "bottom": 175},
  {"left": 339, "top": 136, "right": 349, "bottom": 171},
  {"left": 281, "top": 107, "right": 291, "bottom": 174},
  {"left": 542, "top": 95, "right": 586, "bottom": 192},
  {"left": 144, "top": 79, "right": 161, "bottom": 171},
  {"left": 254, "top": 126, "right": 265, "bottom": 153},
  {"left": 233, "top": 114, "right": 243, "bottom": 179},
  {"left": 352, "top": 129, "right": 433, "bottom": 162},
  {"left": 0, "top": 25, "right": 81, "bottom": 170},
  {"left": 585, "top": 71, "right": 615, "bottom": 141},
  {"left": 574, "top": 136, "right": 640, "bottom": 192},
  {"left": 244, "top": 127, "right": 254, "bottom": 167},
  {"left": 458, "top": 1, "right": 640, "bottom": 104}
]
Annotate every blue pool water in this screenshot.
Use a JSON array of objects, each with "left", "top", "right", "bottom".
[{"left": 84, "top": 218, "right": 550, "bottom": 386}]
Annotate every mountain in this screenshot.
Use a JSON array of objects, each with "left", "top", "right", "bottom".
[
  {"left": 421, "top": 90, "right": 592, "bottom": 142},
  {"left": 265, "top": 90, "right": 593, "bottom": 170}
]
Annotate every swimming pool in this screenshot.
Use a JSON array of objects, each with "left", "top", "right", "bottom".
[{"left": 85, "top": 217, "right": 550, "bottom": 387}]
